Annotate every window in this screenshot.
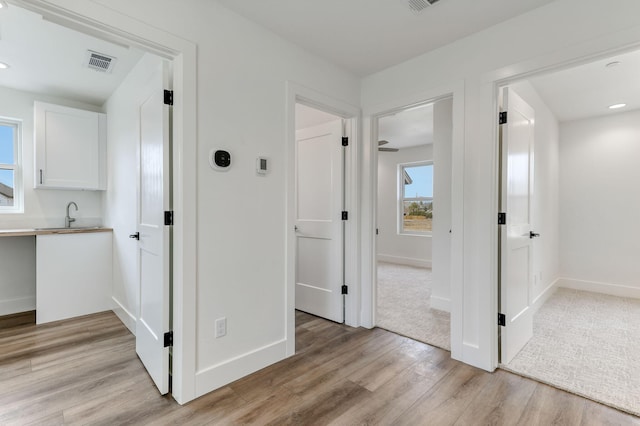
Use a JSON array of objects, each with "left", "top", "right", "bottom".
[
  {"left": 0, "top": 119, "right": 22, "bottom": 213},
  {"left": 399, "top": 161, "right": 433, "bottom": 234}
]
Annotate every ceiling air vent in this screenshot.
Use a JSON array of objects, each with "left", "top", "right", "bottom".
[
  {"left": 407, "top": 0, "right": 441, "bottom": 13},
  {"left": 85, "top": 50, "right": 116, "bottom": 73}
]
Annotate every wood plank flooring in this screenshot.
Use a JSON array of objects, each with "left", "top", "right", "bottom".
[{"left": 0, "top": 310, "right": 637, "bottom": 425}]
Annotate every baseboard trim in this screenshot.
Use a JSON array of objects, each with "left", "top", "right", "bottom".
[
  {"left": 0, "top": 296, "right": 36, "bottom": 316},
  {"left": 431, "top": 295, "right": 451, "bottom": 312},
  {"left": 377, "top": 254, "right": 431, "bottom": 268},
  {"left": 111, "top": 296, "right": 136, "bottom": 335},
  {"left": 557, "top": 278, "right": 640, "bottom": 299},
  {"left": 531, "top": 278, "right": 559, "bottom": 313},
  {"left": 195, "top": 339, "right": 288, "bottom": 398}
]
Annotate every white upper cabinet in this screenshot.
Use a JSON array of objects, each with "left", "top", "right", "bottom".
[{"left": 34, "top": 101, "right": 107, "bottom": 190}]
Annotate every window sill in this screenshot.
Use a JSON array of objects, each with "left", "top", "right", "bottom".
[{"left": 0, "top": 209, "right": 25, "bottom": 215}]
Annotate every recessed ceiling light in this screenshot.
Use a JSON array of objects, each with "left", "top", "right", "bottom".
[
  {"left": 0, "top": 62, "right": 10, "bottom": 70},
  {"left": 605, "top": 61, "right": 621, "bottom": 68},
  {"left": 0, "top": 0, "right": 7, "bottom": 9},
  {"left": 609, "top": 103, "right": 626, "bottom": 110}
]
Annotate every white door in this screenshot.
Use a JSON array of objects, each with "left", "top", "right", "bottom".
[
  {"left": 295, "top": 119, "right": 344, "bottom": 323},
  {"left": 136, "top": 60, "right": 171, "bottom": 394},
  {"left": 499, "top": 88, "right": 536, "bottom": 364}
]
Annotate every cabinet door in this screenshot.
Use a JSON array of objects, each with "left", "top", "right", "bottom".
[
  {"left": 36, "top": 232, "right": 112, "bottom": 324},
  {"left": 34, "top": 102, "right": 107, "bottom": 190}
]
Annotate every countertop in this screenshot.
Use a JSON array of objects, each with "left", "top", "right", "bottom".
[{"left": 0, "top": 227, "right": 113, "bottom": 237}]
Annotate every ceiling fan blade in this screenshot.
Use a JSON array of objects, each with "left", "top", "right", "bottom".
[
  {"left": 378, "top": 140, "right": 389, "bottom": 146},
  {"left": 378, "top": 147, "right": 399, "bottom": 152}
]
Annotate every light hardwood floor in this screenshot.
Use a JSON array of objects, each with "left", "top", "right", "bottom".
[{"left": 0, "top": 310, "right": 637, "bottom": 425}]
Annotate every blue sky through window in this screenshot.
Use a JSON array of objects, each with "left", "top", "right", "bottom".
[
  {"left": 404, "top": 164, "right": 433, "bottom": 198},
  {"left": 0, "top": 125, "right": 14, "bottom": 187}
]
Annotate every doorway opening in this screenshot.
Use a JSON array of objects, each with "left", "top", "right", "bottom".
[
  {"left": 374, "top": 97, "right": 453, "bottom": 351},
  {"left": 0, "top": 1, "right": 186, "bottom": 399},
  {"left": 497, "top": 47, "right": 640, "bottom": 417}
]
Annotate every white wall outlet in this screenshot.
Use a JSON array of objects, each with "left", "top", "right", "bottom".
[{"left": 215, "top": 317, "right": 227, "bottom": 338}]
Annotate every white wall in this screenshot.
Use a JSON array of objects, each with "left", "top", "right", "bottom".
[
  {"left": 431, "top": 97, "right": 453, "bottom": 311},
  {"left": 509, "top": 81, "right": 561, "bottom": 309},
  {"left": 559, "top": 109, "right": 640, "bottom": 299},
  {"left": 0, "top": 86, "right": 105, "bottom": 315},
  {"left": 377, "top": 144, "right": 432, "bottom": 267},
  {"left": 361, "top": 0, "right": 640, "bottom": 370},
  {"left": 103, "top": 54, "right": 165, "bottom": 334},
  {"left": 82, "top": 0, "right": 361, "bottom": 399}
]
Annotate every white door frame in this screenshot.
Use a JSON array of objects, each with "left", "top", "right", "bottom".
[
  {"left": 14, "top": 0, "right": 199, "bottom": 404},
  {"left": 285, "top": 82, "right": 360, "bottom": 353},
  {"left": 361, "top": 81, "right": 465, "bottom": 360}
]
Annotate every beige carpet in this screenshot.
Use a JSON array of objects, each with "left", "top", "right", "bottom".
[
  {"left": 376, "top": 262, "right": 450, "bottom": 351},
  {"left": 503, "top": 288, "right": 640, "bottom": 417}
]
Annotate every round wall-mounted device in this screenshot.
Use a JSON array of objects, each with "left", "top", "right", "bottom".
[{"left": 209, "top": 149, "right": 231, "bottom": 171}]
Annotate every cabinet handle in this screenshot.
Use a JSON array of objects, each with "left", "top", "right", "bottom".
[{"left": 39, "top": 169, "right": 43, "bottom": 184}]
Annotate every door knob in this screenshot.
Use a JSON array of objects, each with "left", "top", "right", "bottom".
[
  {"left": 529, "top": 231, "right": 540, "bottom": 239},
  {"left": 129, "top": 232, "right": 140, "bottom": 240}
]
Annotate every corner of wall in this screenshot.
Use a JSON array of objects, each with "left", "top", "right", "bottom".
[
  {"left": 194, "top": 339, "right": 288, "bottom": 398},
  {"left": 111, "top": 296, "right": 136, "bottom": 335}
]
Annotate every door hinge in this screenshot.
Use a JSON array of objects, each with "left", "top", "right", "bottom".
[
  {"left": 342, "top": 137, "right": 349, "bottom": 147},
  {"left": 341, "top": 211, "right": 348, "bottom": 220},
  {"left": 164, "top": 90, "right": 174, "bottom": 106},
  {"left": 498, "top": 313, "right": 506, "bottom": 327},
  {"left": 341, "top": 285, "right": 348, "bottom": 295},
  {"left": 498, "top": 212, "right": 506, "bottom": 225},
  {"left": 499, "top": 111, "right": 507, "bottom": 125},
  {"left": 164, "top": 211, "right": 174, "bottom": 226},
  {"left": 164, "top": 331, "right": 173, "bottom": 347}
]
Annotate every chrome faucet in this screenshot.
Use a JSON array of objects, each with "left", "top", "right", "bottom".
[{"left": 65, "top": 201, "right": 78, "bottom": 228}]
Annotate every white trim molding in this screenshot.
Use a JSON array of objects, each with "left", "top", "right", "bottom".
[
  {"left": 431, "top": 296, "right": 451, "bottom": 313},
  {"left": 377, "top": 254, "right": 431, "bottom": 269},
  {"left": 557, "top": 278, "right": 640, "bottom": 300},
  {"left": 111, "top": 296, "right": 136, "bottom": 335},
  {"left": 531, "top": 278, "right": 559, "bottom": 313},
  {"left": 195, "top": 340, "right": 287, "bottom": 398}
]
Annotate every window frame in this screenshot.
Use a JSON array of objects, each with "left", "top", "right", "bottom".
[
  {"left": 0, "top": 118, "right": 23, "bottom": 214},
  {"left": 398, "top": 160, "right": 433, "bottom": 236}
]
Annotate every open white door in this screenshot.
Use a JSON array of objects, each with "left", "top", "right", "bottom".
[
  {"left": 136, "top": 60, "right": 171, "bottom": 394},
  {"left": 499, "top": 88, "right": 536, "bottom": 364},
  {"left": 295, "top": 119, "right": 344, "bottom": 323}
]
